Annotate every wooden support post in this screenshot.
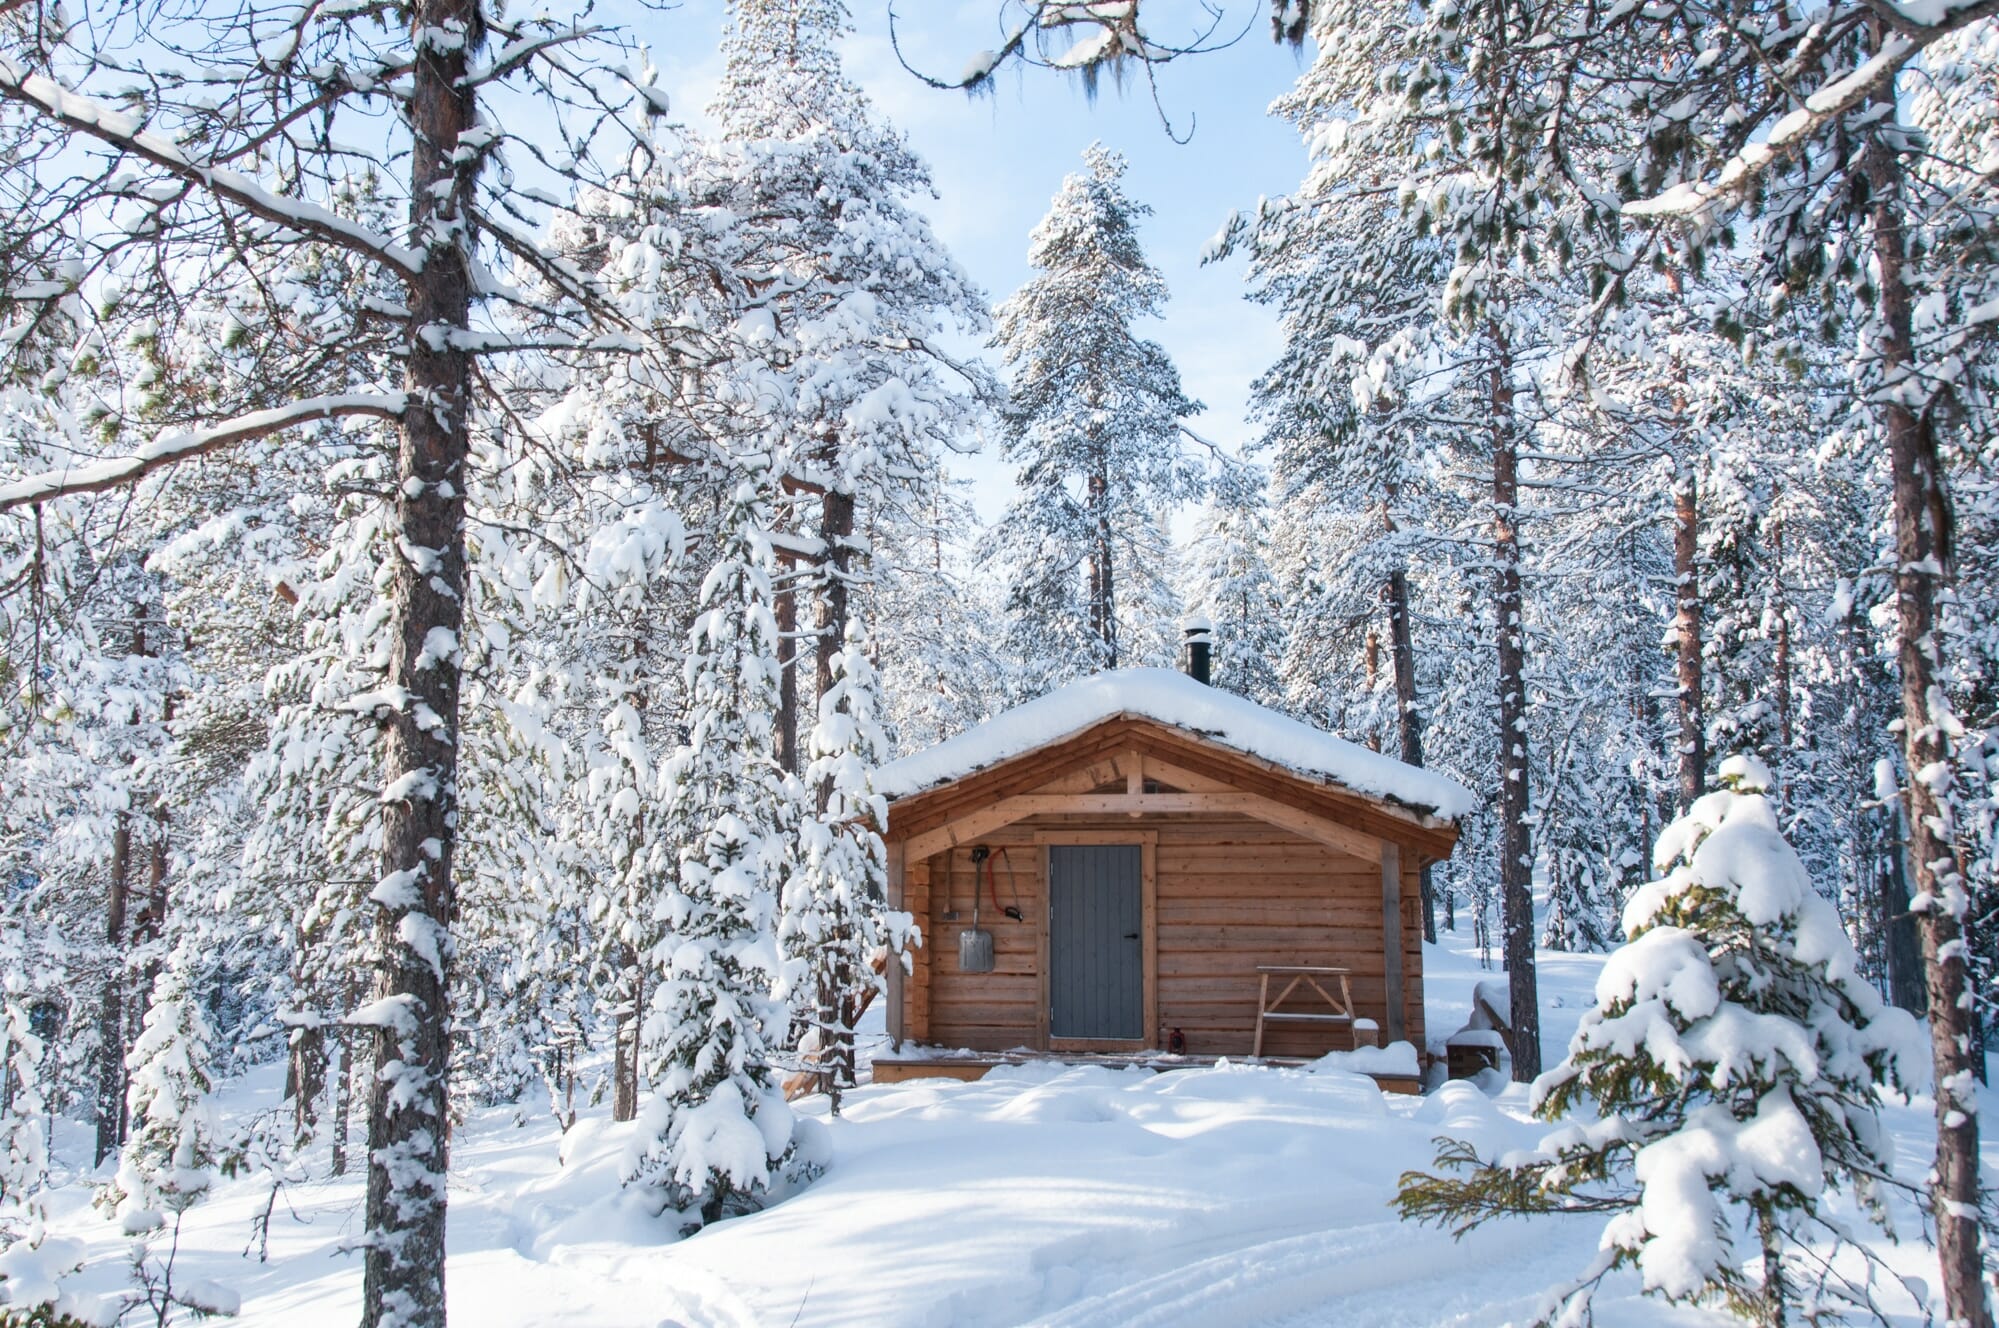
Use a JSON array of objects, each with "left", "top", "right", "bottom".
[
  {"left": 1382, "top": 841, "right": 1405, "bottom": 1045},
  {"left": 1141, "top": 837, "right": 1158, "bottom": 1045},
  {"left": 907, "top": 855, "right": 932, "bottom": 1043},
  {"left": 886, "top": 841, "right": 905, "bottom": 1050}
]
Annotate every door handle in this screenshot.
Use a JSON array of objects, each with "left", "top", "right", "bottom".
[{"left": 1123, "top": 932, "right": 1139, "bottom": 940}]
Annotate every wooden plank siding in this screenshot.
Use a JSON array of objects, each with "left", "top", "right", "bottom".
[{"left": 905, "top": 814, "right": 1425, "bottom": 1059}]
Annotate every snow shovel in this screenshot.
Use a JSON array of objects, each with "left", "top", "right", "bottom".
[{"left": 960, "top": 847, "right": 996, "bottom": 973}]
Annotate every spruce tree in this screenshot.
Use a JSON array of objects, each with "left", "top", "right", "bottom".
[
  {"left": 1400, "top": 756, "right": 1927, "bottom": 1326},
  {"left": 783, "top": 623, "right": 913, "bottom": 1113},
  {"left": 109, "top": 946, "right": 218, "bottom": 1226},
  {"left": 625, "top": 455, "right": 810, "bottom": 1231}
]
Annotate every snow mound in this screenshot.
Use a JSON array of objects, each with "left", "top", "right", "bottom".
[
  {"left": 1304, "top": 1040, "right": 1420, "bottom": 1078},
  {"left": 876, "top": 668, "right": 1474, "bottom": 820}
]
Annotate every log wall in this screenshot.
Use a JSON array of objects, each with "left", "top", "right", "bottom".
[{"left": 905, "top": 813, "right": 1425, "bottom": 1058}]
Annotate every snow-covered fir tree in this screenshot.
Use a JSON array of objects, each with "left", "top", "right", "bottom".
[
  {"left": 108, "top": 945, "right": 217, "bottom": 1225},
  {"left": 1400, "top": 756, "right": 1927, "bottom": 1324},
  {"left": 1183, "top": 462, "right": 1285, "bottom": 708},
  {"left": 782, "top": 623, "right": 913, "bottom": 1113},
  {"left": 700, "top": 0, "right": 994, "bottom": 745},
  {"left": 625, "top": 456, "right": 814, "bottom": 1230},
  {"left": 986, "top": 145, "right": 1202, "bottom": 694},
  {"left": 0, "top": 906, "right": 47, "bottom": 1219}
]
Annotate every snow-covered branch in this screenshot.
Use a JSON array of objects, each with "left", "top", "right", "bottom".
[
  {"left": 0, "top": 394, "right": 407, "bottom": 511},
  {"left": 0, "top": 60, "right": 424, "bottom": 276},
  {"left": 1625, "top": 0, "right": 1999, "bottom": 219}
]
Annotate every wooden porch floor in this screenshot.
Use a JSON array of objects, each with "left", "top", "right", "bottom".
[{"left": 870, "top": 1047, "right": 1421, "bottom": 1095}]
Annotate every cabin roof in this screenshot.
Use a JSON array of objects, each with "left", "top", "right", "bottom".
[{"left": 876, "top": 668, "right": 1476, "bottom": 822}]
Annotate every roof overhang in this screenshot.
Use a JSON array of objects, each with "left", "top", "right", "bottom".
[{"left": 884, "top": 714, "right": 1461, "bottom": 865}]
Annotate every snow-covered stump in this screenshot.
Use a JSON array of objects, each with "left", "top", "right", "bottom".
[{"left": 1399, "top": 756, "right": 1928, "bottom": 1326}]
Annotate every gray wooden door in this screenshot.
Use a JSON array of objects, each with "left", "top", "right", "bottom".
[{"left": 1049, "top": 845, "right": 1143, "bottom": 1040}]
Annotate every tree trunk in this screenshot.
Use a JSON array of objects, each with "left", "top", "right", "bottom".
[
  {"left": 331, "top": 975, "right": 355, "bottom": 1176},
  {"left": 612, "top": 951, "right": 639, "bottom": 1123},
  {"left": 1881, "top": 803, "right": 1926, "bottom": 1013},
  {"left": 93, "top": 812, "right": 132, "bottom": 1166},
  {"left": 1489, "top": 326, "right": 1540, "bottom": 1082},
  {"left": 931, "top": 495, "right": 949, "bottom": 743},
  {"left": 1385, "top": 564, "right": 1435, "bottom": 943},
  {"left": 1863, "top": 88, "right": 1991, "bottom": 1328},
  {"left": 361, "top": 6, "right": 481, "bottom": 1324},
  {"left": 775, "top": 580, "right": 799, "bottom": 775},
  {"left": 95, "top": 602, "right": 158, "bottom": 1164},
  {"left": 134, "top": 816, "right": 168, "bottom": 1024},
  {"left": 814, "top": 487, "right": 855, "bottom": 785},
  {"left": 1759, "top": 1206, "right": 1788, "bottom": 1328},
  {"left": 1085, "top": 463, "right": 1115, "bottom": 668},
  {"left": 1672, "top": 463, "right": 1705, "bottom": 809},
  {"left": 291, "top": 1026, "right": 327, "bottom": 1144},
  {"left": 814, "top": 477, "right": 857, "bottom": 1103}
]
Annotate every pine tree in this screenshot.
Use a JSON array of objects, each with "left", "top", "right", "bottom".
[
  {"left": 870, "top": 473, "right": 1007, "bottom": 747},
  {"left": 0, "top": 7, "right": 694, "bottom": 1319},
  {"left": 625, "top": 455, "right": 812, "bottom": 1231},
  {"left": 1218, "top": 0, "right": 1588, "bottom": 1007},
  {"left": 987, "top": 145, "right": 1202, "bottom": 690},
  {"left": 1184, "top": 463, "right": 1286, "bottom": 707},
  {"left": 702, "top": 0, "right": 993, "bottom": 752},
  {"left": 1399, "top": 756, "right": 1928, "bottom": 1325}
]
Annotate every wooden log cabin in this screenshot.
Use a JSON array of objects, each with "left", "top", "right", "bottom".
[{"left": 875, "top": 648, "right": 1473, "bottom": 1087}]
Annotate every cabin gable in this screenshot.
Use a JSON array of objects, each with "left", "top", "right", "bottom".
[{"left": 886, "top": 716, "right": 1457, "bottom": 864}]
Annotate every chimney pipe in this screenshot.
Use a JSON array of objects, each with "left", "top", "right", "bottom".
[{"left": 1182, "top": 615, "right": 1213, "bottom": 686}]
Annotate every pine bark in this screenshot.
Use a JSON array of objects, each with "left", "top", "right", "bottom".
[
  {"left": 291, "top": 1025, "right": 327, "bottom": 1142},
  {"left": 331, "top": 975, "right": 356, "bottom": 1176},
  {"left": 1862, "top": 88, "right": 1991, "bottom": 1328},
  {"left": 94, "top": 602, "right": 153, "bottom": 1164},
  {"left": 814, "top": 486, "right": 855, "bottom": 786},
  {"left": 360, "top": 5, "right": 481, "bottom": 1324},
  {"left": 611, "top": 953, "right": 639, "bottom": 1123},
  {"left": 775, "top": 582, "right": 799, "bottom": 775},
  {"left": 1489, "top": 328, "right": 1540, "bottom": 1081},
  {"left": 1385, "top": 563, "right": 1435, "bottom": 942},
  {"left": 1085, "top": 462, "right": 1115, "bottom": 667},
  {"left": 1672, "top": 464, "right": 1705, "bottom": 810},
  {"left": 814, "top": 479, "right": 857, "bottom": 1103},
  {"left": 1881, "top": 808, "right": 1926, "bottom": 1013},
  {"left": 134, "top": 817, "right": 168, "bottom": 1021},
  {"left": 93, "top": 812, "right": 132, "bottom": 1165}
]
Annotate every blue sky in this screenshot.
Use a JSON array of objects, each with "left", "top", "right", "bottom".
[{"left": 638, "top": 1, "right": 1312, "bottom": 521}]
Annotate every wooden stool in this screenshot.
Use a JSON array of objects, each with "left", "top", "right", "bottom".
[{"left": 1253, "top": 965, "right": 1354, "bottom": 1057}]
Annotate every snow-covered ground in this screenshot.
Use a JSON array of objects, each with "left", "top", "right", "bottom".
[{"left": 29, "top": 935, "right": 1986, "bottom": 1327}]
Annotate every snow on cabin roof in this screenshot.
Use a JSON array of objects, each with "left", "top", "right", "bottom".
[{"left": 875, "top": 668, "right": 1476, "bottom": 822}]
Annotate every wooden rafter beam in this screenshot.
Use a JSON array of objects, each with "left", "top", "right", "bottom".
[{"left": 885, "top": 716, "right": 1461, "bottom": 862}]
